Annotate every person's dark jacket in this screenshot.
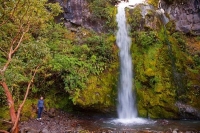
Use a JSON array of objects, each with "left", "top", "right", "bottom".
[{"left": 37, "top": 100, "right": 44, "bottom": 108}]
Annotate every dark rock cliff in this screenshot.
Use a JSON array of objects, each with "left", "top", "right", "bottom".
[
  {"left": 50, "top": 0, "right": 200, "bottom": 34},
  {"left": 49, "top": 0, "right": 105, "bottom": 32},
  {"left": 162, "top": 0, "right": 200, "bottom": 35}
]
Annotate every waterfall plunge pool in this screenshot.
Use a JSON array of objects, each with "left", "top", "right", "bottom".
[
  {"left": 77, "top": 113, "right": 200, "bottom": 132},
  {"left": 80, "top": 0, "right": 200, "bottom": 132}
]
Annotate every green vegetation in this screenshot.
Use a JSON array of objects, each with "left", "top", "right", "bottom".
[
  {"left": 127, "top": 5, "right": 200, "bottom": 118},
  {"left": 48, "top": 29, "right": 118, "bottom": 103},
  {"left": 0, "top": 0, "right": 200, "bottom": 127},
  {"left": 0, "top": 0, "right": 117, "bottom": 129},
  {"left": 0, "top": 0, "right": 62, "bottom": 131},
  {"left": 88, "top": 0, "right": 117, "bottom": 30}
]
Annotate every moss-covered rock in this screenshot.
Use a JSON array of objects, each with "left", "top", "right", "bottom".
[
  {"left": 122, "top": 1, "right": 198, "bottom": 118},
  {"left": 71, "top": 62, "right": 119, "bottom": 112}
]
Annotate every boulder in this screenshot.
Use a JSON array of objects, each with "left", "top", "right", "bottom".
[
  {"left": 175, "top": 102, "right": 200, "bottom": 119},
  {"left": 47, "top": 108, "right": 57, "bottom": 118}
]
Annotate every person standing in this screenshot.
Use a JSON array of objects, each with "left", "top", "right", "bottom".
[{"left": 37, "top": 96, "right": 44, "bottom": 120}]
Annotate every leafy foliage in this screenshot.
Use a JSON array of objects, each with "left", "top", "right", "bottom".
[
  {"left": 0, "top": 0, "right": 62, "bottom": 102},
  {"left": 136, "top": 31, "right": 157, "bottom": 49},
  {"left": 47, "top": 26, "right": 117, "bottom": 101},
  {"left": 0, "top": 0, "right": 116, "bottom": 112},
  {"left": 88, "top": 0, "right": 117, "bottom": 30},
  {"left": 127, "top": 6, "right": 143, "bottom": 33}
]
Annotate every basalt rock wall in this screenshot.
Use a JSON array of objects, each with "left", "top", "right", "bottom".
[
  {"left": 51, "top": 0, "right": 200, "bottom": 34},
  {"left": 49, "top": 0, "right": 105, "bottom": 32},
  {"left": 162, "top": 0, "right": 200, "bottom": 35}
]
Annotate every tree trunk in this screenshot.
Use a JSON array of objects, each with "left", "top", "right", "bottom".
[{"left": 1, "top": 82, "right": 19, "bottom": 133}]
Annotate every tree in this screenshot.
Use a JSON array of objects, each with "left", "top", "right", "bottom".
[{"left": 0, "top": 0, "right": 62, "bottom": 132}]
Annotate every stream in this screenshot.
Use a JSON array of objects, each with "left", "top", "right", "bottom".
[
  {"left": 19, "top": 110, "right": 200, "bottom": 132},
  {"left": 74, "top": 112, "right": 200, "bottom": 132},
  {"left": 82, "top": 117, "right": 200, "bottom": 132}
]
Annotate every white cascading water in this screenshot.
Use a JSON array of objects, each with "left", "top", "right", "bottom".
[
  {"left": 116, "top": 0, "right": 145, "bottom": 123},
  {"left": 116, "top": 2, "right": 136, "bottom": 119}
]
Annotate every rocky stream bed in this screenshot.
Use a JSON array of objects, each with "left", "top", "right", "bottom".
[{"left": 18, "top": 109, "right": 200, "bottom": 133}]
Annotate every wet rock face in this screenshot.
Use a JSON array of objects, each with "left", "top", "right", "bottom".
[
  {"left": 49, "top": 0, "right": 105, "bottom": 32},
  {"left": 49, "top": 0, "right": 84, "bottom": 25},
  {"left": 60, "top": 0, "right": 83, "bottom": 25},
  {"left": 164, "top": 0, "right": 200, "bottom": 34}
]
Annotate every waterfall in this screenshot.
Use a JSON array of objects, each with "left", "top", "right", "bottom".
[
  {"left": 114, "top": 0, "right": 155, "bottom": 124},
  {"left": 116, "top": 2, "right": 137, "bottom": 120}
]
